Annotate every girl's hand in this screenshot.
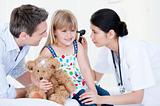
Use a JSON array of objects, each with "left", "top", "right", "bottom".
[
  {"left": 38, "top": 79, "right": 53, "bottom": 92},
  {"left": 31, "top": 74, "right": 52, "bottom": 92},
  {"left": 79, "top": 90, "right": 101, "bottom": 105}
]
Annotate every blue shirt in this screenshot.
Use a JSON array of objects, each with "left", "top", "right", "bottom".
[{"left": 0, "top": 23, "right": 29, "bottom": 98}]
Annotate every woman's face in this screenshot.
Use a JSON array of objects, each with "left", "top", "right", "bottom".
[{"left": 90, "top": 24, "right": 109, "bottom": 47}]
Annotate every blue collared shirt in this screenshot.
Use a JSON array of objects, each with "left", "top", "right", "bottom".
[{"left": 0, "top": 23, "right": 29, "bottom": 98}]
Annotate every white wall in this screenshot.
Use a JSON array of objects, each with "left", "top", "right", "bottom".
[
  {"left": 0, "top": 0, "right": 160, "bottom": 65},
  {"left": 0, "top": 0, "right": 7, "bottom": 22},
  {"left": 148, "top": 0, "right": 160, "bottom": 45}
]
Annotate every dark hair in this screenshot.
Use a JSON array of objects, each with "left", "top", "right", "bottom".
[
  {"left": 90, "top": 8, "right": 128, "bottom": 37},
  {"left": 9, "top": 4, "right": 48, "bottom": 38}
]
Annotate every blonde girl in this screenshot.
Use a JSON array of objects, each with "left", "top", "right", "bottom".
[{"left": 40, "top": 9, "right": 111, "bottom": 106}]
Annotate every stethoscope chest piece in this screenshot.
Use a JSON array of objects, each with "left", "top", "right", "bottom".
[{"left": 119, "top": 86, "right": 125, "bottom": 94}]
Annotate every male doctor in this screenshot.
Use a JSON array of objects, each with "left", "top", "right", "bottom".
[{"left": 0, "top": 4, "right": 48, "bottom": 98}]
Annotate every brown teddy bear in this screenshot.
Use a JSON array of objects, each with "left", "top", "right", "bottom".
[{"left": 26, "top": 56, "right": 75, "bottom": 105}]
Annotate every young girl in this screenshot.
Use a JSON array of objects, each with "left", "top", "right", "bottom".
[{"left": 39, "top": 9, "right": 111, "bottom": 106}]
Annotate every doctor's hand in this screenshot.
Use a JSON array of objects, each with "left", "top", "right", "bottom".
[
  {"left": 81, "top": 37, "right": 88, "bottom": 53},
  {"left": 79, "top": 90, "right": 101, "bottom": 105}
]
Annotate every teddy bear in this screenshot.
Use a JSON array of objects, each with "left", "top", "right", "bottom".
[{"left": 26, "top": 56, "right": 75, "bottom": 105}]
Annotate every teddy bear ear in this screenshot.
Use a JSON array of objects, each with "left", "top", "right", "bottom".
[
  {"left": 48, "top": 57, "right": 60, "bottom": 69},
  {"left": 26, "top": 61, "right": 35, "bottom": 72},
  {"left": 51, "top": 64, "right": 56, "bottom": 69},
  {"left": 53, "top": 59, "right": 61, "bottom": 69}
]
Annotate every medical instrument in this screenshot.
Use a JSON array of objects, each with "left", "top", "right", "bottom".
[
  {"left": 77, "top": 29, "right": 86, "bottom": 43},
  {"left": 111, "top": 50, "right": 125, "bottom": 94}
]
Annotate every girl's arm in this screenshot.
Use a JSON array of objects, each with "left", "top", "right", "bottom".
[
  {"left": 81, "top": 37, "right": 103, "bottom": 81},
  {"left": 77, "top": 42, "right": 97, "bottom": 93},
  {"left": 80, "top": 89, "right": 144, "bottom": 105},
  {"left": 81, "top": 37, "right": 96, "bottom": 80},
  {"left": 40, "top": 47, "right": 52, "bottom": 57}
]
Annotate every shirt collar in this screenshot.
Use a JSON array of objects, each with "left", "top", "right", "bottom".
[
  {"left": 119, "top": 36, "right": 131, "bottom": 61},
  {"left": 6, "top": 27, "right": 21, "bottom": 52},
  {"left": 119, "top": 36, "right": 125, "bottom": 59}
]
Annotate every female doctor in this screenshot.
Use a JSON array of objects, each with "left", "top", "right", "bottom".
[{"left": 79, "top": 8, "right": 160, "bottom": 106}]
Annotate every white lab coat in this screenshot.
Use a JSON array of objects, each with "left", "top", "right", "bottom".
[{"left": 93, "top": 36, "right": 160, "bottom": 106}]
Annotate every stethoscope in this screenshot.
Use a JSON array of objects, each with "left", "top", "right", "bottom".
[{"left": 111, "top": 50, "right": 125, "bottom": 94}]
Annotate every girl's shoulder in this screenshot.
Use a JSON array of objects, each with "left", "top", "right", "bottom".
[{"left": 39, "top": 46, "right": 53, "bottom": 57}]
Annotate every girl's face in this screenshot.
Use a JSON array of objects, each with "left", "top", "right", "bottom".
[
  {"left": 54, "top": 27, "right": 76, "bottom": 47},
  {"left": 90, "top": 24, "right": 110, "bottom": 47}
]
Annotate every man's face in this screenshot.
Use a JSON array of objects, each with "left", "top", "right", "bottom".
[{"left": 27, "top": 21, "right": 47, "bottom": 46}]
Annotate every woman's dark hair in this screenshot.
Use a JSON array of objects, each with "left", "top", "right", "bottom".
[
  {"left": 10, "top": 4, "right": 48, "bottom": 38},
  {"left": 90, "top": 8, "right": 128, "bottom": 37}
]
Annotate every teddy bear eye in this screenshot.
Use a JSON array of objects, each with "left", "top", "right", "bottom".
[
  {"left": 28, "top": 67, "right": 33, "bottom": 70},
  {"left": 37, "top": 70, "right": 39, "bottom": 72}
]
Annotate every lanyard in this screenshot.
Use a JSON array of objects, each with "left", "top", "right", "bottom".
[{"left": 111, "top": 50, "right": 125, "bottom": 94}]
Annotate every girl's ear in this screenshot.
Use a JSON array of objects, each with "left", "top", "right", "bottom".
[
  {"left": 26, "top": 61, "right": 35, "bottom": 72},
  {"left": 107, "top": 29, "right": 116, "bottom": 39}
]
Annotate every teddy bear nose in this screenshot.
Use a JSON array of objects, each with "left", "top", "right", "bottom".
[{"left": 39, "top": 77, "right": 43, "bottom": 80}]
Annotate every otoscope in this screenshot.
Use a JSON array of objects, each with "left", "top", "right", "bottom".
[{"left": 76, "top": 29, "right": 86, "bottom": 43}]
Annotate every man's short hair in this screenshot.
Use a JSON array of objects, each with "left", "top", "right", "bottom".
[{"left": 9, "top": 4, "right": 48, "bottom": 38}]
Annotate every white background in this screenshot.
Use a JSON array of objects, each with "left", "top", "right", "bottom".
[
  {"left": 0, "top": 0, "right": 160, "bottom": 65},
  {"left": 0, "top": 1, "right": 160, "bottom": 99}
]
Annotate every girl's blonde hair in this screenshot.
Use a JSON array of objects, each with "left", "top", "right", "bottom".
[{"left": 46, "top": 9, "right": 78, "bottom": 45}]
